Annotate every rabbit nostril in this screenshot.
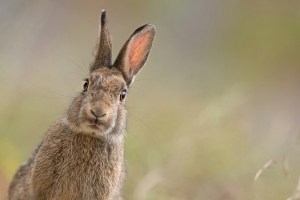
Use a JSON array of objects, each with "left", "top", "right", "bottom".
[
  {"left": 99, "top": 113, "right": 106, "bottom": 118},
  {"left": 90, "top": 109, "right": 97, "bottom": 118},
  {"left": 90, "top": 109, "right": 106, "bottom": 119}
]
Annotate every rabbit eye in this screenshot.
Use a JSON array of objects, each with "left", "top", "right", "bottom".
[
  {"left": 120, "top": 90, "right": 127, "bottom": 101},
  {"left": 83, "top": 80, "right": 89, "bottom": 91}
]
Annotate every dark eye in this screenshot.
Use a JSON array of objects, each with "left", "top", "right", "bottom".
[
  {"left": 83, "top": 80, "right": 89, "bottom": 91},
  {"left": 120, "top": 90, "right": 127, "bottom": 101}
]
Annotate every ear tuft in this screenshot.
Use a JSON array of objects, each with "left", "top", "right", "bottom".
[{"left": 101, "top": 10, "right": 106, "bottom": 25}]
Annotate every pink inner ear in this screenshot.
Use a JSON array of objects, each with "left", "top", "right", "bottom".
[{"left": 128, "top": 31, "right": 151, "bottom": 74}]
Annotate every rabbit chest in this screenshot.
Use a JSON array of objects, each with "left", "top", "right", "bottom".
[{"left": 31, "top": 122, "right": 125, "bottom": 199}]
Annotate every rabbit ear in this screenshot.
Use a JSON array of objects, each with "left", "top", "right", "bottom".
[
  {"left": 113, "top": 24, "right": 155, "bottom": 85},
  {"left": 90, "top": 10, "right": 112, "bottom": 73}
]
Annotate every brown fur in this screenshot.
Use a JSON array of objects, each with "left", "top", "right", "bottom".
[{"left": 9, "top": 10, "right": 155, "bottom": 200}]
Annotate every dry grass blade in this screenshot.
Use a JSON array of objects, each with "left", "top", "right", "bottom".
[
  {"left": 283, "top": 154, "right": 291, "bottom": 181},
  {"left": 283, "top": 132, "right": 300, "bottom": 181},
  {"left": 254, "top": 159, "right": 276, "bottom": 182},
  {"left": 286, "top": 132, "right": 300, "bottom": 200},
  {"left": 287, "top": 175, "right": 300, "bottom": 200},
  {"left": 133, "top": 169, "right": 163, "bottom": 200}
]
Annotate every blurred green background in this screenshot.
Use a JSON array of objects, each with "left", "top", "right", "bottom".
[{"left": 1, "top": 0, "right": 300, "bottom": 199}]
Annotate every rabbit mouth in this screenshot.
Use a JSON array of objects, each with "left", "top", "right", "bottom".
[
  {"left": 86, "top": 118, "right": 109, "bottom": 132},
  {"left": 87, "top": 120, "right": 105, "bottom": 129},
  {"left": 79, "top": 111, "right": 116, "bottom": 136},
  {"left": 85, "top": 123, "right": 106, "bottom": 134},
  {"left": 89, "top": 124, "right": 100, "bottom": 129}
]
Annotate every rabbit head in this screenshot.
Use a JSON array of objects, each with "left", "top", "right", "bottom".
[{"left": 66, "top": 11, "right": 155, "bottom": 140}]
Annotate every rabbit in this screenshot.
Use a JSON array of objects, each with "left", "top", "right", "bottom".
[{"left": 8, "top": 10, "right": 155, "bottom": 200}]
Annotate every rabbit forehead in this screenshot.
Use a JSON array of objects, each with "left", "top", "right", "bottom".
[{"left": 89, "top": 67, "right": 126, "bottom": 91}]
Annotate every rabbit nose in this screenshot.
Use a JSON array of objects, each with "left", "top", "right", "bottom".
[{"left": 90, "top": 109, "right": 107, "bottom": 119}]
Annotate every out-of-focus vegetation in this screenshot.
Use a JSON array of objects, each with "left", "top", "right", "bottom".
[{"left": 1, "top": 0, "right": 300, "bottom": 199}]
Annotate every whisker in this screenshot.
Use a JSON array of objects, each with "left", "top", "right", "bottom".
[
  {"left": 64, "top": 74, "right": 76, "bottom": 93},
  {"left": 124, "top": 127, "right": 147, "bottom": 152},
  {"left": 127, "top": 113, "right": 159, "bottom": 142},
  {"left": 78, "top": 44, "right": 89, "bottom": 72},
  {"left": 63, "top": 72, "right": 85, "bottom": 77},
  {"left": 133, "top": 78, "right": 158, "bottom": 82},
  {"left": 59, "top": 55, "right": 88, "bottom": 75},
  {"left": 126, "top": 106, "right": 147, "bottom": 110},
  {"left": 28, "top": 82, "right": 74, "bottom": 99}
]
